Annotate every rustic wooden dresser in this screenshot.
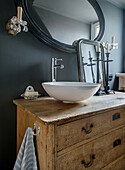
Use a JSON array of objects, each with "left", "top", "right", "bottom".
[{"left": 14, "top": 92, "right": 125, "bottom": 170}]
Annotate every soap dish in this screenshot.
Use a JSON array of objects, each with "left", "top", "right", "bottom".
[{"left": 21, "top": 86, "right": 41, "bottom": 100}]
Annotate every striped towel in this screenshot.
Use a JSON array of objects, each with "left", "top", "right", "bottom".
[{"left": 13, "top": 127, "right": 37, "bottom": 170}]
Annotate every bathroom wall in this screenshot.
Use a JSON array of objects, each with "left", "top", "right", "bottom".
[
  {"left": 0, "top": 0, "right": 78, "bottom": 169},
  {"left": 123, "top": 10, "right": 125, "bottom": 72},
  {"left": 0, "top": 0, "right": 124, "bottom": 169},
  {"left": 98, "top": 0, "right": 124, "bottom": 88}
]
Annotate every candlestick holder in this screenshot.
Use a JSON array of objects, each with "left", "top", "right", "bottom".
[
  {"left": 104, "top": 52, "right": 114, "bottom": 94},
  {"left": 93, "top": 51, "right": 103, "bottom": 95},
  {"left": 82, "top": 57, "right": 88, "bottom": 82},
  {"left": 92, "top": 43, "right": 105, "bottom": 95},
  {"left": 102, "top": 36, "right": 118, "bottom": 94},
  {"left": 87, "top": 51, "right": 96, "bottom": 83}
]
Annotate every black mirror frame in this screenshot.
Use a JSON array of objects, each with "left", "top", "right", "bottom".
[{"left": 15, "top": 0, "right": 105, "bottom": 53}]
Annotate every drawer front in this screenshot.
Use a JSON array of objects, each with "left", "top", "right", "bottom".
[
  {"left": 56, "top": 127, "right": 125, "bottom": 170},
  {"left": 102, "top": 154, "right": 125, "bottom": 170},
  {"left": 56, "top": 107, "right": 125, "bottom": 151}
]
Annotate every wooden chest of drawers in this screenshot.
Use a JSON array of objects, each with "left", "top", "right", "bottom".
[
  {"left": 14, "top": 92, "right": 125, "bottom": 170},
  {"left": 57, "top": 127, "right": 125, "bottom": 170},
  {"left": 56, "top": 107, "right": 125, "bottom": 152}
]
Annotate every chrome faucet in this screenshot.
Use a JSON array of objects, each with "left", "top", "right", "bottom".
[{"left": 52, "top": 58, "right": 64, "bottom": 82}]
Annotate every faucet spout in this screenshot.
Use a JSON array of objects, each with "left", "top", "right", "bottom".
[{"left": 52, "top": 58, "right": 64, "bottom": 82}]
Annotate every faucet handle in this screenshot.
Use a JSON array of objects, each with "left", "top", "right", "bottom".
[
  {"left": 60, "top": 64, "right": 64, "bottom": 69},
  {"left": 55, "top": 58, "right": 63, "bottom": 62}
]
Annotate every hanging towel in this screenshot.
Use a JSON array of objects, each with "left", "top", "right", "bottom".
[{"left": 13, "top": 127, "right": 37, "bottom": 170}]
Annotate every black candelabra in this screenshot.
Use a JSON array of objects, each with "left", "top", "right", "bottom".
[
  {"left": 104, "top": 52, "right": 113, "bottom": 94},
  {"left": 93, "top": 43, "right": 104, "bottom": 95},
  {"left": 103, "top": 36, "right": 118, "bottom": 94}
]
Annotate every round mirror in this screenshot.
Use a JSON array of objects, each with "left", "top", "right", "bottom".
[{"left": 19, "top": 0, "right": 105, "bottom": 53}]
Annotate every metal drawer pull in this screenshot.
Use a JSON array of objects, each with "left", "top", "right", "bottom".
[
  {"left": 112, "top": 113, "right": 120, "bottom": 120},
  {"left": 82, "top": 124, "right": 93, "bottom": 134},
  {"left": 81, "top": 154, "right": 95, "bottom": 168},
  {"left": 113, "top": 139, "right": 121, "bottom": 147}
]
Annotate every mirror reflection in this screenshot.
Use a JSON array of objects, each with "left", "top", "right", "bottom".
[
  {"left": 32, "top": 0, "right": 100, "bottom": 45},
  {"left": 80, "top": 44, "right": 103, "bottom": 83}
]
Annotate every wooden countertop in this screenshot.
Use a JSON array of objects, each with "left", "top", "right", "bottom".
[{"left": 13, "top": 92, "right": 125, "bottom": 124}]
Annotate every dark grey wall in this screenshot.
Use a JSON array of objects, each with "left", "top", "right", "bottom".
[
  {"left": 123, "top": 10, "right": 125, "bottom": 72},
  {"left": 98, "top": 0, "right": 124, "bottom": 88},
  {"left": 0, "top": 0, "right": 78, "bottom": 169},
  {"left": 0, "top": 0, "right": 124, "bottom": 169}
]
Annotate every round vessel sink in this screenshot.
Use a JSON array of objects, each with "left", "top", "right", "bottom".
[{"left": 42, "top": 82, "right": 100, "bottom": 103}]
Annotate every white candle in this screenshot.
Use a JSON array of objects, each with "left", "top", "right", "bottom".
[
  {"left": 17, "top": 7, "right": 22, "bottom": 21},
  {"left": 112, "top": 36, "right": 115, "bottom": 44}
]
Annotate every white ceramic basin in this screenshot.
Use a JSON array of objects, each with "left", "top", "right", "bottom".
[{"left": 42, "top": 82, "right": 100, "bottom": 103}]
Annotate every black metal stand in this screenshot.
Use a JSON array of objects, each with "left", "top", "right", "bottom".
[
  {"left": 96, "top": 52, "right": 102, "bottom": 95},
  {"left": 104, "top": 52, "right": 114, "bottom": 94},
  {"left": 96, "top": 52, "right": 100, "bottom": 84},
  {"left": 93, "top": 51, "right": 102, "bottom": 95},
  {"left": 87, "top": 51, "right": 96, "bottom": 83},
  {"left": 82, "top": 57, "right": 87, "bottom": 82}
]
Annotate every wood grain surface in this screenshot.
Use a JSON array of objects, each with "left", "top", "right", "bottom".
[
  {"left": 56, "top": 107, "right": 125, "bottom": 151},
  {"left": 56, "top": 127, "right": 125, "bottom": 170},
  {"left": 14, "top": 92, "right": 125, "bottom": 170},
  {"left": 102, "top": 154, "right": 125, "bottom": 170},
  {"left": 14, "top": 92, "right": 125, "bottom": 124}
]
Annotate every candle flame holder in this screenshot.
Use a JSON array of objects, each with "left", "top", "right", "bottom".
[
  {"left": 103, "top": 36, "right": 118, "bottom": 53},
  {"left": 102, "top": 36, "right": 118, "bottom": 94},
  {"left": 6, "top": 7, "right": 28, "bottom": 36}
]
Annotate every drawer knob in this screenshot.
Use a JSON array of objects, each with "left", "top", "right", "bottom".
[
  {"left": 82, "top": 124, "right": 93, "bottom": 134},
  {"left": 81, "top": 154, "right": 95, "bottom": 168}
]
